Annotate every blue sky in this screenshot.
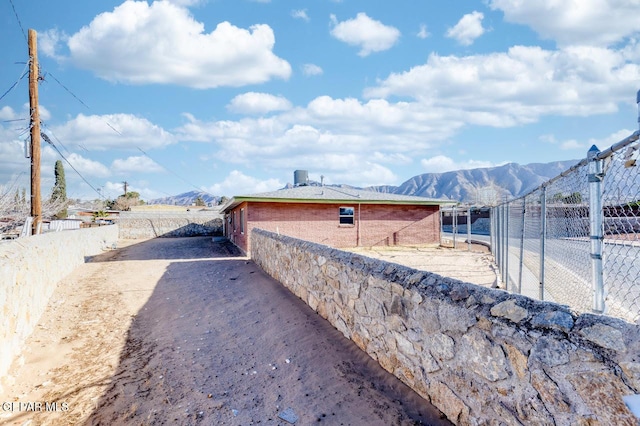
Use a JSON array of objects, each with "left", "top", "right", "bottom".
[{"left": 1, "top": 0, "right": 639, "bottom": 201}]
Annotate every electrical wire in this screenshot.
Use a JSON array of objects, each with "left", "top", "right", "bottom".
[
  {"left": 41, "top": 123, "right": 72, "bottom": 155},
  {"left": 7, "top": 0, "right": 27, "bottom": 44},
  {"left": 0, "top": 60, "right": 29, "bottom": 102},
  {"left": 41, "top": 132, "right": 106, "bottom": 200},
  {"left": 45, "top": 72, "right": 91, "bottom": 110},
  {"left": 136, "top": 146, "right": 217, "bottom": 198}
]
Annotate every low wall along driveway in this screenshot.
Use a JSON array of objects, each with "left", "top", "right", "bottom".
[
  {"left": 0, "top": 225, "right": 119, "bottom": 394},
  {"left": 251, "top": 228, "right": 640, "bottom": 425},
  {"left": 117, "top": 211, "right": 222, "bottom": 239}
]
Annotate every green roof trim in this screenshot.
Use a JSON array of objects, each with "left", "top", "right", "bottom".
[{"left": 220, "top": 185, "right": 455, "bottom": 212}]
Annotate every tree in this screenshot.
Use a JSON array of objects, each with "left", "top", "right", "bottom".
[
  {"left": 218, "top": 196, "right": 229, "bottom": 206},
  {"left": 195, "top": 195, "right": 205, "bottom": 206},
  {"left": 106, "top": 191, "right": 145, "bottom": 211},
  {"left": 51, "top": 160, "right": 68, "bottom": 218},
  {"left": 0, "top": 185, "right": 70, "bottom": 234}
]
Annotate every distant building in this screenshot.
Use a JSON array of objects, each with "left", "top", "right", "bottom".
[{"left": 220, "top": 185, "right": 452, "bottom": 256}]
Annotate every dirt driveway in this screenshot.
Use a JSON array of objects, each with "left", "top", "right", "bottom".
[
  {"left": 346, "top": 244, "right": 499, "bottom": 288},
  {"left": 0, "top": 237, "right": 450, "bottom": 426}
]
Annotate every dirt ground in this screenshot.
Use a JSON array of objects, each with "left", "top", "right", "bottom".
[
  {"left": 346, "top": 243, "right": 499, "bottom": 288},
  {"left": 0, "top": 237, "right": 453, "bottom": 426}
]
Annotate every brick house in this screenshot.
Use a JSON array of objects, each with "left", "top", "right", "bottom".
[{"left": 221, "top": 185, "right": 451, "bottom": 255}]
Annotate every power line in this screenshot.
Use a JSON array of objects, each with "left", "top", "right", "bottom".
[
  {"left": 0, "top": 60, "right": 30, "bottom": 102},
  {"left": 45, "top": 72, "right": 91, "bottom": 110},
  {"left": 41, "top": 123, "right": 72, "bottom": 155},
  {"left": 7, "top": 0, "right": 27, "bottom": 43},
  {"left": 136, "top": 146, "right": 217, "bottom": 198},
  {"left": 45, "top": 72, "right": 124, "bottom": 138},
  {"left": 41, "top": 132, "right": 106, "bottom": 200}
]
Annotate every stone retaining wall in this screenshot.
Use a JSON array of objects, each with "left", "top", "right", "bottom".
[
  {"left": 118, "top": 212, "right": 222, "bottom": 239},
  {"left": 0, "top": 225, "right": 119, "bottom": 395},
  {"left": 251, "top": 228, "right": 640, "bottom": 425}
]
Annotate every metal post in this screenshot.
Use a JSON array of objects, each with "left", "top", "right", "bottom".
[
  {"left": 539, "top": 187, "right": 547, "bottom": 300},
  {"left": 504, "top": 201, "right": 510, "bottom": 291},
  {"left": 588, "top": 145, "right": 605, "bottom": 313},
  {"left": 489, "top": 207, "right": 496, "bottom": 259},
  {"left": 453, "top": 206, "right": 457, "bottom": 249},
  {"left": 517, "top": 201, "right": 526, "bottom": 294},
  {"left": 467, "top": 206, "right": 472, "bottom": 251},
  {"left": 439, "top": 208, "right": 443, "bottom": 246},
  {"left": 496, "top": 206, "right": 503, "bottom": 282}
]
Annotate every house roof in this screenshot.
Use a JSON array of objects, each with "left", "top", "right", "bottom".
[{"left": 221, "top": 185, "right": 454, "bottom": 212}]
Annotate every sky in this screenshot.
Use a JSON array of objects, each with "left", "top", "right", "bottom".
[{"left": 1, "top": 0, "right": 640, "bottom": 202}]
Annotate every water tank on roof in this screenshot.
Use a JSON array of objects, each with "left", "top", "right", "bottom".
[{"left": 294, "top": 170, "right": 309, "bottom": 186}]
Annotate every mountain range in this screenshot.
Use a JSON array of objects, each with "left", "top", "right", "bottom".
[
  {"left": 147, "top": 190, "right": 220, "bottom": 207},
  {"left": 148, "top": 160, "right": 580, "bottom": 206},
  {"left": 368, "top": 160, "right": 579, "bottom": 204}
]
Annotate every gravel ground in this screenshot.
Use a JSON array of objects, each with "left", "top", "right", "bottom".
[
  {"left": 346, "top": 244, "right": 499, "bottom": 288},
  {"left": 0, "top": 237, "right": 451, "bottom": 426}
]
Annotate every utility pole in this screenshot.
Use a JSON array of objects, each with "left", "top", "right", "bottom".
[
  {"left": 28, "top": 29, "right": 42, "bottom": 235},
  {"left": 123, "top": 181, "right": 128, "bottom": 196}
]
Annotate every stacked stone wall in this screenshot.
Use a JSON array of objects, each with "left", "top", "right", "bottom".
[
  {"left": 118, "top": 212, "right": 222, "bottom": 239},
  {"left": 251, "top": 228, "right": 640, "bottom": 425},
  {"left": 0, "top": 225, "right": 118, "bottom": 394}
]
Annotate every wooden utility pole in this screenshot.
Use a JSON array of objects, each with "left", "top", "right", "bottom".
[{"left": 28, "top": 29, "right": 42, "bottom": 235}]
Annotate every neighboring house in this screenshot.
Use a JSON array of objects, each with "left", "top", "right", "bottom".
[{"left": 221, "top": 185, "right": 453, "bottom": 256}]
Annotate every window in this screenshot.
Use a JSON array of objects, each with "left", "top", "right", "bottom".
[
  {"left": 339, "top": 206, "right": 355, "bottom": 225},
  {"left": 240, "top": 208, "right": 245, "bottom": 234}
]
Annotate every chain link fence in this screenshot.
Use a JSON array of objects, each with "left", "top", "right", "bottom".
[{"left": 490, "top": 132, "right": 640, "bottom": 324}]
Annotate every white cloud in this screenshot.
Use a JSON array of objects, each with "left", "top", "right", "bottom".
[
  {"left": 0, "top": 106, "right": 18, "bottom": 121},
  {"left": 291, "top": 9, "right": 310, "bottom": 22},
  {"left": 365, "top": 45, "right": 640, "bottom": 126},
  {"left": 66, "top": 153, "right": 111, "bottom": 178},
  {"left": 302, "top": 64, "right": 323, "bottom": 76},
  {"left": 38, "top": 28, "right": 67, "bottom": 60},
  {"left": 52, "top": 113, "right": 176, "bottom": 151},
  {"left": 559, "top": 140, "right": 584, "bottom": 150},
  {"left": 446, "top": 11, "right": 485, "bottom": 46},
  {"left": 56, "top": 1, "right": 290, "bottom": 88},
  {"left": 489, "top": 0, "right": 640, "bottom": 47},
  {"left": 417, "top": 24, "right": 430, "bottom": 39},
  {"left": 420, "top": 155, "right": 499, "bottom": 173},
  {"left": 174, "top": 94, "right": 467, "bottom": 188},
  {"left": 166, "top": 0, "right": 207, "bottom": 6},
  {"left": 111, "top": 156, "right": 164, "bottom": 174},
  {"left": 330, "top": 13, "right": 401, "bottom": 57},
  {"left": 206, "top": 170, "right": 283, "bottom": 196},
  {"left": 227, "top": 92, "right": 292, "bottom": 115}
]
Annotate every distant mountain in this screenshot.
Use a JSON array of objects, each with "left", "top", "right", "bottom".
[
  {"left": 150, "top": 160, "right": 579, "bottom": 207},
  {"left": 367, "top": 160, "right": 579, "bottom": 204},
  {"left": 147, "top": 191, "right": 219, "bottom": 206}
]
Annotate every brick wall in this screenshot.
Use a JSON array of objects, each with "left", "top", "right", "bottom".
[{"left": 226, "top": 202, "right": 440, "bottom": 254}]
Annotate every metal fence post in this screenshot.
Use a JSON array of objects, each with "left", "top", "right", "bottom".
[
  {"left": 518, "top": 201, "right": 526, "bottom": 294},
  {"left": 490, "top": 207, "right": 495, "bottom": 258},
  {"left": 453, "top": 205, "right": 458, "bottom": 249},
  {"left": 467, "top": 206, "right": 472, "bottom": 251},
  {"left": 440, "top": 208, "right": 443, "bottom": 246},
  {"left": 504, "top": 201, "right": 510, "bottom": 291},
  {"left": 588, "top": 145, "right": 605, "bottom": 313},
  {"left": 539, "top": 187, "right": 547, "bottom": 300}
]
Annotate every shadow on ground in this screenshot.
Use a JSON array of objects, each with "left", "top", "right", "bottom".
[{"left": 82, "top": 237, "right": 450, "bottom": 425}]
